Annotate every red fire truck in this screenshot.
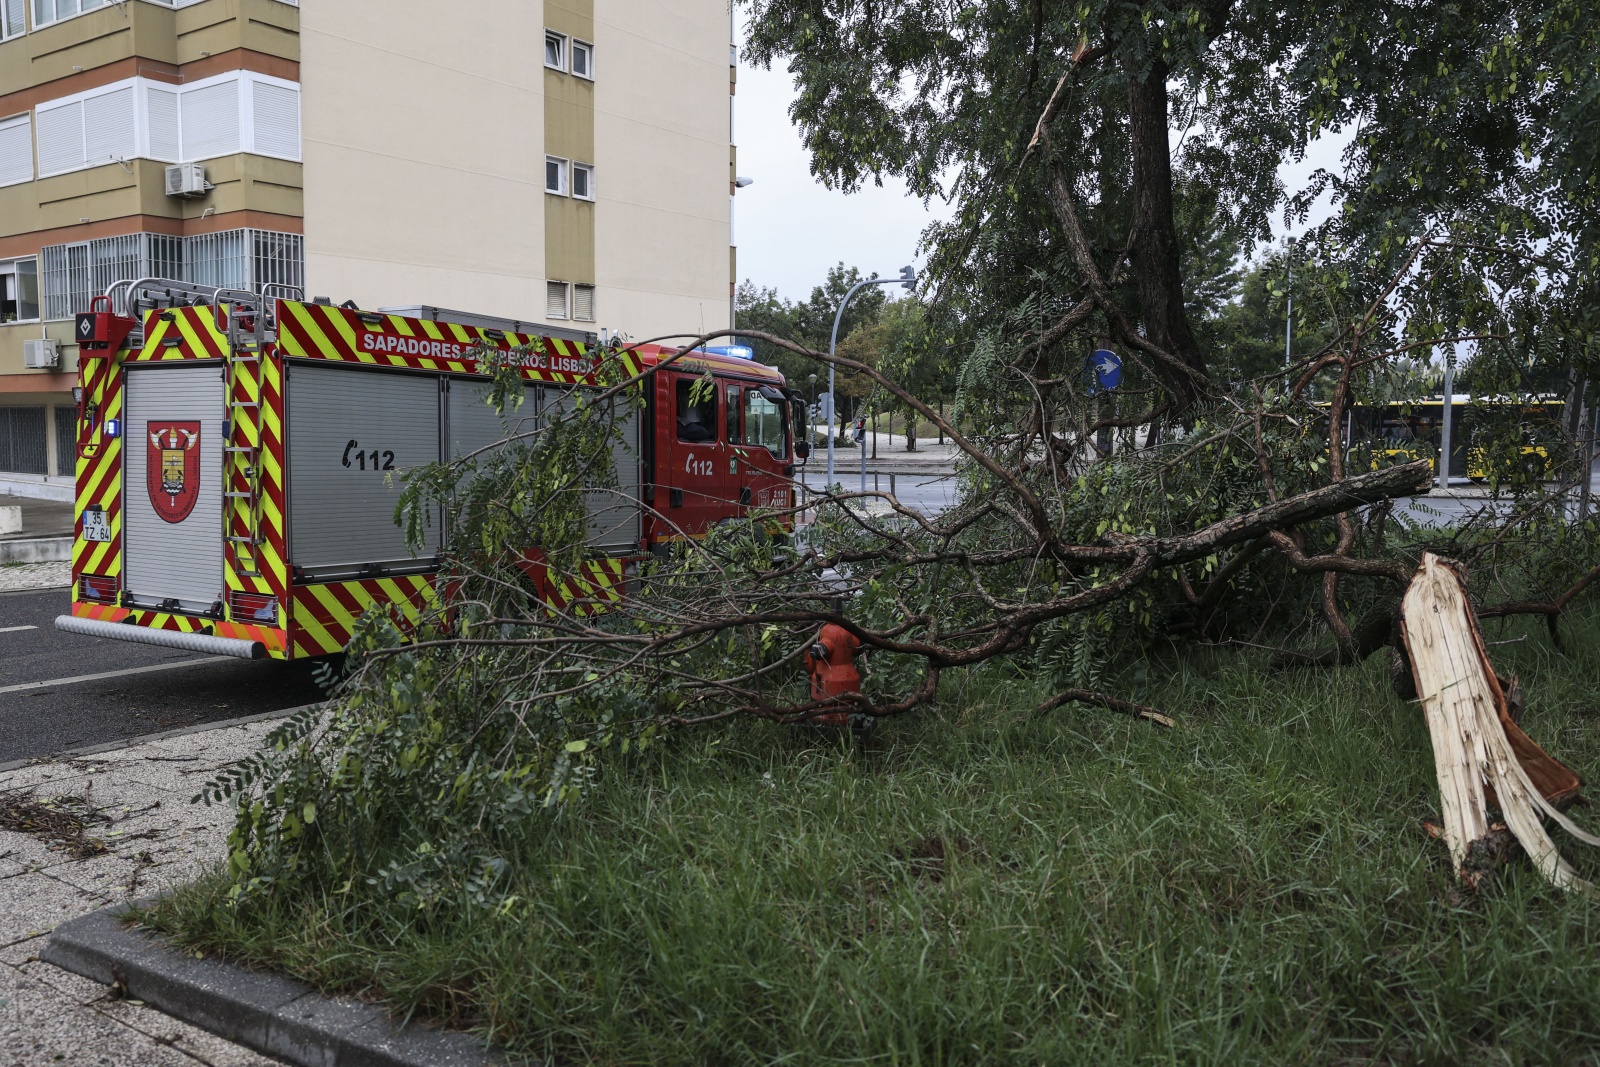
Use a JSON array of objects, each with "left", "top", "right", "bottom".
[{"left": 55, "top": 280, "right": 809, "bottom": 661}]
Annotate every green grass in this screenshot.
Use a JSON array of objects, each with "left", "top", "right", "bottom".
[{"left": 147, "top": 613, "right": 1600, "bottom": 1065}]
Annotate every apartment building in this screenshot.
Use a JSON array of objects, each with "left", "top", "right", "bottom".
[{"left": 0, "top": 0, "right": 738, "bottom": 498}]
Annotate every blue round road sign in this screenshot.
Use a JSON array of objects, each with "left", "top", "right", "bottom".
[{"left": 1090, "top": 349, "right": 1122, "bottom": 393}]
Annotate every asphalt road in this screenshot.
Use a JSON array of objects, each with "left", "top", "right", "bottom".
[{"left": 0, "top": 586, "right": 327, "bottom": 764}]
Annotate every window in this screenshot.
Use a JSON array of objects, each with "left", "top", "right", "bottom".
[
  {"left": 250, "top": 79, "right": 300, "bottom": 160},
  {"left": 2, "top": 0, "right": 24, "bottom": 41},
  {"left": 572, "top": 40, "right": 594, "bottom": 79},
  {"left": 545, "top": 155, "right": 568, "bottom": 195},
  {"left": 180, "top": 78, "right": 240, "bottom": 161},
  {"left": 0, "top": 114, "right": 31, "bottom": 187},
  {"left": 546, "top": 280, "right": 569, "bottom": 320},
  {"left": 572, "top": 283, "right": 595, "bottom": 322},
  {"left": 745, "top": 387, "right": 788, "bottom": 456},
  {"left": 31, "top": 0, "right": 107, "bottom": 30},
  {"left": 725, "top": 385, "right": 741, "bottom": 443},
  {"left": 24, "top": 73, "right": 301, "bottom": 179},
  {"left": 37, "top": 229, "right": 298, "bottom": 320},
  {"left": 0, "top": 258, "right": 39, "bottom": 322},
  {"left": 572, "top": 162, "right": 593, "bottom": 200},
  {"left": 0, "top": 406, "right": 48, "bottom": 477},
  {"left": 544, "top": 30, "right": 566, "bottom": 70},
  {"left": 675, "top": 378, "right": 717, "bottom": 443}
]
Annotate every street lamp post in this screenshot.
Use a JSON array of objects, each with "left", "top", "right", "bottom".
[
  {"left": 1438, "top": 349, "right": 1457, "bottom": 493},
  {"left": 827, "top": 265, "right": 916, "bottom": 486}
]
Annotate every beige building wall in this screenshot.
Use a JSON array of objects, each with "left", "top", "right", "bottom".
[
  {"left": 299, "top": 1, "right": 549, "bottom": 319},
  {"left": 301, "top": 0, "right": 732, "bottom": 339},
  {"left": 592, "top": 2, "right": 732, "bottom": 341}
]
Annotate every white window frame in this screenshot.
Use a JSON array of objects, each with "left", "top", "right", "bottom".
[
  {"left": 571, "top": 161, "right": 594, "bottom": 201},
  {"left": 0, "top": 256, "right": 40, "bottom": 324},
  {"left": 27, "top": 0, "right": 286, "bottom": 32},
  {"left": 544, "top": 30, "right": 566, "bottom": 71},
  {"left": 1, "top": 0, "right": 26, "bottom": 41},
  {"left": 546, "top": 280, "right": 570, "bottom": 321},
  {"left": 31, "top": 0, "right": 89, "bottom": 33},
  {"left": 571, "top": 39, "right": 594, "bottom": 80},
  {"left": 545, "top": 155, "right": 568, "bottom": 196},
  {"left": 29, "top": 72, "right": 301, "bottom": 180}
]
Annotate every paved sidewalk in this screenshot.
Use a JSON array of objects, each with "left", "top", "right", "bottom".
[
  {"left": 0, "top": 562, "right": 69, "bottom": 593},
  {"left": 0, "top": 717, "right": 289, "bottom": 1066}
]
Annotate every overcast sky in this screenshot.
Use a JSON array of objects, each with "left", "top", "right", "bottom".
[{"left": 733, "top": 42, "right": 1352, "bottom": 302}]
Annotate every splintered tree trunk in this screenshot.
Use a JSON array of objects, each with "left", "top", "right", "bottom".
[{"left": 1401, "top": 553, "right": 1598, "bottom": 891}]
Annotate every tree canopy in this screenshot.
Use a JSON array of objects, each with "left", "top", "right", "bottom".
[{"left": 743, "top": 0, "right": 1600, "bottom": 420}]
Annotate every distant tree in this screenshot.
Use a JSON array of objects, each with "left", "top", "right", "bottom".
[{"left": 735, "top": 264, "right": 891, "bottom": 392}]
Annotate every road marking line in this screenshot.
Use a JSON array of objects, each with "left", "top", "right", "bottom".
[
  {"left": 0, "top": 625, "right": 39, "bottom": 633},
  {"left": 0, "top": 657, "right": 234, "bottom": 696}
]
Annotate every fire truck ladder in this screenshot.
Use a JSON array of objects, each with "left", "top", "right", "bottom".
[{"left": 219, "top": 293, "right": 273, "bottom": 580}]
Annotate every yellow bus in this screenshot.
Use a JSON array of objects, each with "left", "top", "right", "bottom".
[{"left": 1338, "top": 395, "right": 1564, "bottom": 483}]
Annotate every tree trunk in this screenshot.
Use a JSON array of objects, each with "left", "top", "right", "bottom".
[
  {"left": 905, "top": 406, "right": 917, "bottom": 452},
  {"left": 1401, "top": 553, "right": 1595, "bottom": 891},
  {"left": 1126, "top": 60, "right": 1208, "bottom": 410}
]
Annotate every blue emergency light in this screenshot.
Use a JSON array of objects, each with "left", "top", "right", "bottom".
[
  {"left": 703, "top": 345, "right": 754, "bottom": 360},
  {"left": 103, "top": 418, "right": 120, "bottom": 438}
]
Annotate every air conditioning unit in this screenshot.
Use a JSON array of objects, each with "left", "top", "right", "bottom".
[
  {"left": 164, "top": 163, "right": 211, "bottom": 199},
  {"left": 23, "top": 338, "right": 61, "bottom": 369}
]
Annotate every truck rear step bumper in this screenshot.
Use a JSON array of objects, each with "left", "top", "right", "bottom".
[{"left": 55, "top": 615, "right": 265, "bottom": 660}]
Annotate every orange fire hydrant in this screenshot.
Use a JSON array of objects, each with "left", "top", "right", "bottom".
[{"left": 804, "top": 623, "right": 862, "bottom": 727}]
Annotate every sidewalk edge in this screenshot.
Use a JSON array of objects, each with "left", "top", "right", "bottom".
[{"left": 43, "top": 904, "right": 504, "bottom": 1067}]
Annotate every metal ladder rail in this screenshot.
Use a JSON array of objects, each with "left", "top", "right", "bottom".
[{"left": 222, "top": 299, "right": 268, "bottom": 581}]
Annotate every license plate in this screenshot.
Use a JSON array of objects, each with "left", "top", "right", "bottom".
[{"left": 83, "top": 506, "right": 111, "bottom": 542}]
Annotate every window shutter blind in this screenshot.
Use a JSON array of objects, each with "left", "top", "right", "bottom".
[
  {"left": 180, "top": 79, "right": 240, "bottom": 161},
  {"left": 546, "top": 282, "right": 569, "bottom": 320},
  {"left": 250, "top": 80, "right": 300, "bottom": 159},
  {"left": 35, "top": 101, "right": 84, "bottom": 176},
  {"left": 83, "top": 86, "right": 135, "bottom": 165},
  {"left": 572, "top": 284, "right": 595, "bottom": 322},
  {"left": 0, "top": 115, "right": 31, "bottom": 186},
  {"left": 146, "top": 87, "right": 180, "bottom": 161}
]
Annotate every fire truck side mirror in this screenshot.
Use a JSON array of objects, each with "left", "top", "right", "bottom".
[{"left": 795, "top": 440, "right": 811, "bottom": 460}]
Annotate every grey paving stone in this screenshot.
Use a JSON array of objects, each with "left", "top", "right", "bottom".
[
  {"left": 0, "top": 962, "right": 204, "bottom": 1067},
  {"left": 0, "top": 870, "right": 100, "bottom": 946}
]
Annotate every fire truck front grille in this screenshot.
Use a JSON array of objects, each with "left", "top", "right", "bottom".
[
  {"left": 230, "top": 592, "right": 280, "bottom": 625},
  {"left": 79, "top": 575, "right": 118, "bottom": 602}
]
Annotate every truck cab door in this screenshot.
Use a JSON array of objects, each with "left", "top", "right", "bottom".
[
  {"left": 731, "top": 382, "right": 794, "bottom": 524},
  {"left": 662, "top": 372, "right": 727, "bottom": 537}
]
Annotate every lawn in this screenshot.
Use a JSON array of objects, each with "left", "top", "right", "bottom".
[{"left": 146, "top": 611, "right": 1600, "bottom": 1065}]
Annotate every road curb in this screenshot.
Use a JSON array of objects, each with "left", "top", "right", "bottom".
[
  {"left": 43, "top": 904, "right": 504, "bottom": 1067},
  {"left": 0, "top": 535, "right": 71, "bottom": 563}
]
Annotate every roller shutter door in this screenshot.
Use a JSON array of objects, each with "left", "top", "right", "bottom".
[
  {"left": 543, "top": 387, "right": 640, "bottom": 554},
  {"left": 123, "top": 364, "right": 225, "bottom": 611},
  {"left": 445, "top": 378, "right": 538, "bottom": 463},
  {"left": 286, "top": 363, "right": 440, "bottom": 571}
]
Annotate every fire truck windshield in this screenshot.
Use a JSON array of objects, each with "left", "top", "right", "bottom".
[{"left": 744, "top": 389, "right": 787, "bottom": 456}]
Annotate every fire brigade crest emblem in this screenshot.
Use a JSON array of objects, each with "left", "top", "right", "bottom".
[{"left": 146, "top": 421, "right": 201, "bottom": 523}]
